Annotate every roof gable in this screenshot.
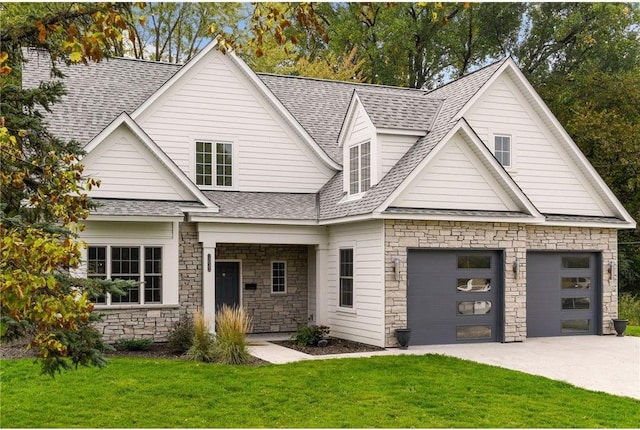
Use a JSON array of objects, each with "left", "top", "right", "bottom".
[
  {"left": 83, "top": 113, "right": 217, "bottom": 209},
  {"left": 380, "top": 120, "right": 542, "bottom": 219}
]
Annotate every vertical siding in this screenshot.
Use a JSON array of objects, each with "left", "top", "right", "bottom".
[
  {"left": 136, "top": 52, "right": 333, "bottom": 193},
  {"left": 83, "top": 127, "right": 190, "bottom": 201},
  {"left": 465, "top": 74, "right": 612, "bottom": 216},
  {"left": 380, "top": 133, "right": 417, "bottom": 178},
  {"left": 392, "top": 135, "right": 518, "bottom": 211},
  {"left": 327, "top": 220, "right": 385, "bottom": 346}
]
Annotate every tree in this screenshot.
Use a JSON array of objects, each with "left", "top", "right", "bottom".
[{"left": 0, "top": 2, "right": 137, "bottom": 375}]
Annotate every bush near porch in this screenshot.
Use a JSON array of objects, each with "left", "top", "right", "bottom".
[{"left": 1, "top": 355, "right": 638, "bottom": 428}]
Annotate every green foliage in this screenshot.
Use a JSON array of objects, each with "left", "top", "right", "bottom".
[
  {"left": 184, "top": 310, "right": 215, "bottom": 363},
  {"left": 2, "top": 355, "right": 639, "bottom": 428},
  {"left": 115, "top": 338, "right": 153, "bottom": 351},
  {"left": 619, "top": 293, "right": 640, "bottom": 326},
  {"left": 213, "top": 304, "right": 252, "bottom": 365},
  {"left": 624, "top": 325, "right": 640, "bottom": 337},
  {"left": 291, "top": 324, "right": 330, "bottom": 346},
  {"left": 167, "top": 314, "right": 194, "bottom": 353}
]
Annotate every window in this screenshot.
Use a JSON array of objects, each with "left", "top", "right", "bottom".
[
  {"left": 272, "top": 261, "right": 286, "bottom": 293},
  {"left": 349, "top": 141, "right": 370, "bottom": 195},
  {"left": 339, "top": 248, "right": 354, "bottom": 308},
  {"left": 494, "top": 135, "right": 511, "bottom": 167},
  {"left": 216, "top": 142, "right": 233, "bottom": 187},
  {"left": 195, "top": 141, "right": 232, "bottom": 187},
  {"left": 87, "top": 245, "right": 163, "bottom": 305}
]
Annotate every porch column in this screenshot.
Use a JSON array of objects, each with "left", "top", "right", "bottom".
[
  {"left": 315, "top": 244, "right": 329, "bottom": 325},
  {"left": 201, "top": 243, "right": 216, "bottom": 328}
]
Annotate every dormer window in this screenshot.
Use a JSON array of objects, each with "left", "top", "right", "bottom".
[
  {"left": 196, "top": 141, "right": 233, "bottom": 187},
  {"left": 494, "top": 135, "right": 511, "bottom": 167},
  {"left": 349, "top": 141, "right": 371, "bottom": 195}
]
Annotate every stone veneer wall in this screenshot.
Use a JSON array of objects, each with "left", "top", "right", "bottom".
[
  {"left": 95, "top": 222, "right": 203, "bottom": 343},
  {"left": 384, "top": 220, "right": 617, "bottom": 347},
  {"left": 216, "top": 243, "right": 309, "bottom": 333}
]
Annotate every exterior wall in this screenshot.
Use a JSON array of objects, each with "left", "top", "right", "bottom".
[
  {"left": 215, "top": 243, "right": 309, "bottom": 333},
  {"left": 82, "top": 126, "right": 191, "bottom": 201},
  {"left": 94, "top": 222, "right": 202, "bottom": 343},
  {"left": 464, "top": 72, "right": 613, "bottom": 217},
  {"left": 384, "top": 220, "right": 617, "bottom": 347},
  {"left": 342, "top": 101, "right": 378, "bottom": 192},
  {"left": 136, "top": 51, "right": 333, "bottom": 193},
  {"left": 379, "top": 133, "right": 417, "bottom": 178},
  {"left": 392, "top": 134, "right": 519, "bottom": 211},
  {"left": 327, "top": 220, "right": 386, "bottom": 347}
]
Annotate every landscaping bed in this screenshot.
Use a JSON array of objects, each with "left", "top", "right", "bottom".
[{"left": 273, "top": 337, "right": 385, "bottom": 355}]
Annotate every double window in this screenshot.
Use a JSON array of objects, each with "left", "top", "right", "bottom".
[
  {"left": 494, "top": 135, "right": 511, "bottom": 167},
  {"left": 349, "top": 141, "right": 370, "bottom": 195},
  {"left": 196, "top": 141, "right": 233, "bottom": 187},
  {"left": 87, "top": 246, "right": 163, "bottom": 305},
  {"left": 339, "top": 248, "right": 354, "bottom": 308}
]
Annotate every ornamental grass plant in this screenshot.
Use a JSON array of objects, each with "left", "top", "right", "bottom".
[
  {"left": 214, "top": 304, "right": 252, "bottom": 364},
  {"left": 184, "top": 310, "right": 215, "bottom": 362},
  {"left": 619, "top": 292, "right": 640, "bottom": 325}
]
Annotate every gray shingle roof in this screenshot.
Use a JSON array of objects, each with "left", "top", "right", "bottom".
[
  {"left": 355, "top": 89, "right": 442, "bottom": 131},
  {"left": 91, "top": 199, "right": 203, "bottom": 217},
  {"left": 22, "top": 49, "right": 180, "bottom": 144},
  {"left": 543, "top": 214, "right": 629, "bottom": 225},
  {"left": 200, "top": 191, "right": 317, "bottom": 220},
  {"left": 384, "top": 207, "right": 533, "bottom": 218}
]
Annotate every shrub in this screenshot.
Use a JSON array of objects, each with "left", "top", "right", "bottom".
[
  {"left": 213, "top": 305, "right": 252, "bottom": 365},
  {"left": 167, "top": 315, "right": 194, "bottom": 353},
  {"left": 619, "top": 292, "right": 640, "bottom": 325},
  {"left": 185, "top": 310, "right": 216, "bottom": 362},
  {"left": 115, "top": 338, "right": 153, "bottom": 351},
  {"left": 291, "top": 324, "right": 330, "bottom": 346}
]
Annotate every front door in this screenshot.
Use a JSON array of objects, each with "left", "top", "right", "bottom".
[{"left": 215, "top": 261, "right": 240, "bottom": 311}]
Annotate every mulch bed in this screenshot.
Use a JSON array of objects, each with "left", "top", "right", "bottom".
[{"left": 272, "top": 337, "right": 385, "bottom": 355}]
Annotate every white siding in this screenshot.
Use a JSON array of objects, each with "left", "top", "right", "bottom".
[
  {"left": 380, "top": 133, "right": 418, "bottom": 178},
  {"left": 342, "top": 101, "right": 378, "bottom": 192},
  {"left": 465, "top": 74, "right": 613, "bottom": 216},
  {"left": 327, "top": 220, "right": 385, "bottom": 347},
  {"left": 392, "top": 135, "right": 519, "bottom": 211},
  {"left": 83, "top": 126, "right": 192, "bottom": 201},
  {"left": 136, "top": 52, "right": 333, "bottom": 193}
]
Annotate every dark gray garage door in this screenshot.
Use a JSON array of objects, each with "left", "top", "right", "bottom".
[
  {"left": 527, "top": 252, "right": 600, "bottom": 337},
  {"left": 407, "top": 250, "right": 502, "bottom": 345}
]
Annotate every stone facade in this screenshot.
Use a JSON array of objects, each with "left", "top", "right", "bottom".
[
  {"left": 216, "top": 243, "right": 309, "bottom": 333},
  {"left": 384, "top": 220, "right": 617, "bottom": 347},
  {"left": 95, "top": 222, "right": 203, "bottom": 343}
]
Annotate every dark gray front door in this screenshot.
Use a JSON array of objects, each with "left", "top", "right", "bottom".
[
  {"left": 215, "top": 261, "right": 240, "bottom": 311},
  {"left": 527, "top": 252, "right": 599, "bottom": 337},
  {"left": 407, "top": 250, "right": 502, "bottom": 345}
]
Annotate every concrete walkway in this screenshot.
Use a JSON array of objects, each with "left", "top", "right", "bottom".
[{"left": 248, "top": 335, "right": 640, "bottom": 400}]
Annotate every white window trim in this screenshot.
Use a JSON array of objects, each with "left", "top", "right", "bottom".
[
  {"left": 492, "top": 133, "right": 516, "bottom": 171},
  {"left": 271, "top": 260, "right": 287, "bottom": 294},
  {"left": 86, "top": 244, "right": 164, "bottom": 307},
  {"left": 192, "top": 139, "right": 236, "bottom": 190},
  {"left": 347, "top": 140, "right": 372, "bottom": 197},
  {"left": 338, "top": 246, "right": 356, "bottom": 313}
]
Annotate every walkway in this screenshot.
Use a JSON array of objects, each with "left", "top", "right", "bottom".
[{"left": 248, "top": 335, "right": 640, "bottom": 400}]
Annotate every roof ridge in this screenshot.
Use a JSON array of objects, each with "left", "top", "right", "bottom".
[
  {"left": 257, "top": 72, "right": 427, "bottom": 93},
  {"left": 425, "top": 57, "right": 508, "bottom": 95}
]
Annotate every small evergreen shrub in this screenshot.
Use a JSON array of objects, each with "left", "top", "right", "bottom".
[
  {"left": 619, "top": 292, "right": 640, "bottom": 325},
  {"left": 115, "top": 338, "right": 153, "bottom": 351},
  {"left": 214, "top": 305, "right": 252, "bottom": 365},
  {"left": 291, "top": 324, "right": 330, "bottom": 346},
  {"left": 185, "top": 310, "right": 216, "bottom": 362},
  {"left": 167, "top": 315, "right": 194, "bottom": 353}
]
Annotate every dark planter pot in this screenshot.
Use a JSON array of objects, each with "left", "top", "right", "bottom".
[
  {"left": 612, "top": 319, "right": 628, "bottom": 337},
  {"left": 395, "top": 328, "right": 411, "bottom": 350}
]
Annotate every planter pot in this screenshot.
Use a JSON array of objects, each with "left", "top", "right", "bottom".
[
  {"left": 395, "top": 328, "right": 411, "bottom": 350},
  {"left": 612, "top": 319, "right": 628, "bottom": 337}
]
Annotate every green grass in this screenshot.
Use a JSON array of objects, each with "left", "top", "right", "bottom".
[
  {"left": 625, "top": 325, "right": 640, "bottom": 337},
  {"left": 1, "top": 355, "right": 638, "bottom": 428}
]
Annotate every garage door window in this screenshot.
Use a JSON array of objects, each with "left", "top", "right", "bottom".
[
  {"left": 562, "top": 256, "right": 590, "bottom": 269},
  {"left": 457, "top": 325, "right": 492, "bottom": 340},
  {"left": 457, "top": 255, "right": 491, "bottom": 269},
  {"left": 561, "top": 277, "right": 590, "bottom": 289},
  {"left": 561, "top": 319, "right": 590, "bottom": 333},
  {"left": 457, "top": 301, "right": 492, "bottom": 315},
  {"left": 457, "top": 278, "right": 491, "bottom": 292},
  {"left": 561, "top": 298, "right": 590, "bottom": 310}
]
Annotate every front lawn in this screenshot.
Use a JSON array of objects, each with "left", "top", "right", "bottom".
[
  {"left": 1, "top": 355, "right": 638, "bottom": 428},
  {"left": 625, "top": 325, "right": 640, "bottom": 337}
]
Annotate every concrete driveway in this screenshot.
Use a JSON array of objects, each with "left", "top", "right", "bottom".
[{"left": 249, "top": 335, "right": 640, "bottom": 399}]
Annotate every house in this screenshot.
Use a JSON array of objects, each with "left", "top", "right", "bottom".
[{"left": 22, "top": 41, "right": 635, "bottom": 347}]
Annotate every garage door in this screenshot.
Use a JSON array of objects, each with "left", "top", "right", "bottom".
[
  {"left": 527, "top": 252, "right": 600, "bottom": 337},
  {"left": 407, "top": 250, "right": 502, "bottom": 345}
]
